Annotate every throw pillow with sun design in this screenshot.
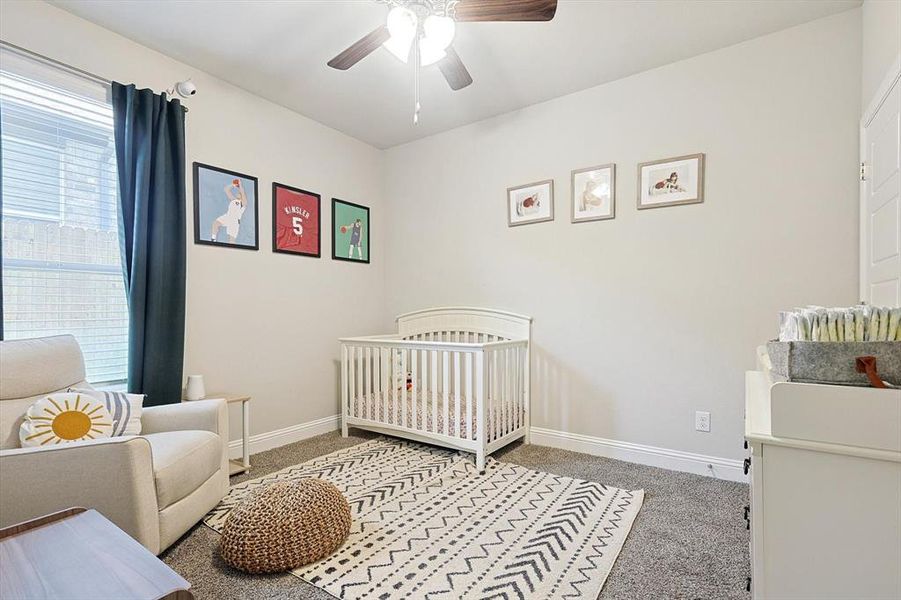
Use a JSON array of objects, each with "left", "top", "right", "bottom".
[{"left": 19, "top": 393, "right": 114, "bottom": 448}]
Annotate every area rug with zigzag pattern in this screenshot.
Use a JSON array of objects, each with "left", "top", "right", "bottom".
[{"left": 203, "top": 437, "right": 643, "bottom": 599}]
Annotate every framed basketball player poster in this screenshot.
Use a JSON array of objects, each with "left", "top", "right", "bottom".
[
  {"left": 332, "top": 198, "right": 369, "bottom": 264},
  {"left": 272, "top": 183, "right": 320, "bottom": 257},
  {"left": 193, "top": 162, "right": 259, "bottom": 250}
]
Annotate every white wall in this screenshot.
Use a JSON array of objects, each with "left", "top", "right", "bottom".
[
  {"left": 861, "top": 0, "right": 901, "bottom": 107},
  {"left": 0, "top": 1, "right": 387, "bottom": 440},
  {"left": 1, "top": 2, "right": 865, "bottom": 467},
  {"left": 382, "top": 10, "right": 862, "bottom": 461}
]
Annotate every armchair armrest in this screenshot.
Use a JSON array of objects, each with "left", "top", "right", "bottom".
[
  {"left": 141, "top": 399, "right": 227, "bottom": 438},
  {"left": 0, "top": 437, "right": 160, "bottom": 553},
  {"left": 141, "top": 399, "right": 229, "bottom": 478}
]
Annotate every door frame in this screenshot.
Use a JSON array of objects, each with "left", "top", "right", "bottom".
[{"left": 860, "top": 54, "right": 901, "bottom": 303}]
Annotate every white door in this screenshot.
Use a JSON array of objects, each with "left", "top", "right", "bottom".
[{"left": 861, "top": 70, "right": 901, "bottom": 307}]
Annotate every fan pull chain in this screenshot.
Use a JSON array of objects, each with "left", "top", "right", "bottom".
[{"left": 413, "top": 39, "right": 421, "bottom": 125}]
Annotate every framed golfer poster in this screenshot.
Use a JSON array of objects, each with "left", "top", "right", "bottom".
[
  {"left": 272, "top": 183, "right": 320, "bottom": 257},
  {"left": 332, "top": 198, "right": 369, "bottom": 264},
  {"left": 193, "top": 162, "right": 259, "bottom": 250}
]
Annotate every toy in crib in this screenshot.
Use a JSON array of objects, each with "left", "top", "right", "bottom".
[{"left": 392, "top": 358, "right": 414, "bottom": 391}]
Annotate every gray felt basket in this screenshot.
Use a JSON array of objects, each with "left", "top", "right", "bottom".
[{"left": 766, "top": 341, "right": 901, "bottom": 387}]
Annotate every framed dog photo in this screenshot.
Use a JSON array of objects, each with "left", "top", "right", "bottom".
[
  {"left": 571, "top": 163, "right": 615, "bottom": 223},
  {"left": 332, "top": 198, "right": 370, "bottom": 264},
  {"left": 507, "top": 179, "right": 554, "bottom": 227},
  {"left": 637, "top": 153, "right": 705, "bottom": 210},
  {"left": 272, "top": 183, "right": 320, "bottom": 258},
  {"left": 193, "top": 162, "right": 259, "bottom": 250}
]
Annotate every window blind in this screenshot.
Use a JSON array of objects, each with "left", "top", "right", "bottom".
[{"left": 1, "top": 46, "right": 128, "bottom": 384}]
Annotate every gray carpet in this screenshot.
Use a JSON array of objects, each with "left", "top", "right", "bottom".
[{"left": 161, "top": 431, "right": 750, "bottom": 599}]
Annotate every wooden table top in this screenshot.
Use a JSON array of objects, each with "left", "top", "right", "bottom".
[
  {"left": 0, "top": 508, "right": 191, "bottom": 600},
  {"left": 185, "top": 392, "right": 250, "bottom": 404}
]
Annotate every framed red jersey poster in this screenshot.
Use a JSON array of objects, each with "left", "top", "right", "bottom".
[{"left": 272, "top": 182, "right": 320, "bottom": 257}]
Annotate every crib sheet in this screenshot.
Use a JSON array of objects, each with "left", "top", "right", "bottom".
[{"left": 349, "top": 391, "right": 521, "bottom": 439}]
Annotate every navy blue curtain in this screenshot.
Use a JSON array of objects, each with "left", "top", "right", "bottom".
[{"left": 112, "top": 83, "right": 186, "bottom": 406}]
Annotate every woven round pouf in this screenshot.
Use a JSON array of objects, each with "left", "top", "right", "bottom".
[{"left": 220, "top": 479, "right": 351, "bottom": 574}]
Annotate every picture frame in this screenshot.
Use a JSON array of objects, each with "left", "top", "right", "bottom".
[
  {"left": 272, "top": 182, "right": 321, "bottom": 258},
  {"left": 193, "top": 162, "right": 259, "bottom": 250},
  {"left": 637, "top": 153, "right": 705, "bottom": 210},
  {"left": 507, "top": 179, "right": 554, "bottom": 227},
  {"left": 332, "top": 198, "right": 370, "bottom": 264},
  {"left": 571, "top": 163, "right": 615, "bottom": 223}
]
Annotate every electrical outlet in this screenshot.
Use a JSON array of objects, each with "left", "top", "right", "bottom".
[{"left": 695, "top": 411, "right": 711, "bottom": 433}]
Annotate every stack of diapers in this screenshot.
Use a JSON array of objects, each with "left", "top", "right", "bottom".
[{"left": 779, "top": 305, "right": 901, "bottom": 342}]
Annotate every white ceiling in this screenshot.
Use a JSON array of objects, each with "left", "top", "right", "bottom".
[{"left": 51, "top": 0, "right": 860, "bottom": 149}]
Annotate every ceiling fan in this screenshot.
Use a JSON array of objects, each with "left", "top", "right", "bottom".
[{"left": 328, "top": 0, "right": 557, "bottom": 121}]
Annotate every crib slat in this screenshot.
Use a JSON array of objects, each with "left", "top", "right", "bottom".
[
  {"left": 485, "top": 350, "right": 497, "bottom": 442},
  {"left": 408, "top": 348, "right": 416, "bottom": 430},
  {"left": 401, "top": 348, "right": 408, "bottom": 428},
  {"left": 359, "top": 347, "right": 365, "bottom": 419},
  {"left": 356, "top": 345, "right": 362, "bottom": 420},
  {"left": 341, "top": 345, "right": 349, "bottom": 423},
  {"left": 443, "top": 351, "right": 450, "bottom": 436},
  {"left": 379, "top": 346, "right": 385, "bottom": 423},
  {"left": 372, "top": 346, "right": 379, "bottom": 421},
  {"left": 501, "top": 347, "right": 508, "bottom": 437},
  {"left": 454, "top": 351, "right": 461, "bottom": 439},
  {"left": 509, "top": 347, "right": 515, "bottom": 432},
  {"left": 348, "top": 345, "right": 357, "bottom": 419},
  {"left": 513, "top": 346, "right": 520, "bottom": 430},
  {"left": 510, "top": 346, "right": 516, "bottom": 431},
  {"left": 476, "top": 351, "right": 486, "bottom": 447},
  {"left": 419, "top": 349, "right": 425, "bottom": 432},
  {"left": 519, "top": 345, "right": 525, "bottom": 429},
  {"left": 504, "top": 348, "right": 509, "bottom": 435},
  {"left": 512, "top": 347, "right": 519, "bottom": 433},
  {"left": 431, "top": 349, "right": 438, "bottom": 433},
  {"left": 465, "top": 352, "right": 473, "bottom": 440},
  {"left": 498, "top": 348, "right": 504, "bottom": 437},
  {"left": 493, "top": 349, "right": 499, "bottom": 442},
  {"left": 507, "top": 347, "right": 513, "bottom": 435},
  {"left": 392, "top": 349, "right": 399, "bottom": 426},
  {"left": 363, "top": 347, "right": 370, "bottom": 421}
]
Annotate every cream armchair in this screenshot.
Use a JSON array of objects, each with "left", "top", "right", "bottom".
[{"left": 0, "top": 335, "right": 229, "bottom": 554}]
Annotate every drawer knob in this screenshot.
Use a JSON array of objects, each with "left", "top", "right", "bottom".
[{"left": 743, "top": 457, "right": 751, "bottom": 475}]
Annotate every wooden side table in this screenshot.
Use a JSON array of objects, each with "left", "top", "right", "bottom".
[
  {"left": 0, "top": 508, "right": 192, "bottom": 599},
  {"left": 185, "top": 393, "right": 251, "bottom": 476}
]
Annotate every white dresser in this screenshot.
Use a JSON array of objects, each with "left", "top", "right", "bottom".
[{"left": 744, "top": 352, "right": 901, "bottom": 599}]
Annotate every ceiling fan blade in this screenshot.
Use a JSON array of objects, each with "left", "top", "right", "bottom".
[
  {"left": 437, "top": 47, "right": 473, "bottom": 91},
  {"left": 451, "top": 0, "right": 557, "bottom": 22},
  {"left": 327, "top": 26, "right": 391, "bottom": 70}
]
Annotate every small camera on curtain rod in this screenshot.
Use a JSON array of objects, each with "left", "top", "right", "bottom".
[{"left": 168, "top": 79, "right": 197, "bottom": 98}]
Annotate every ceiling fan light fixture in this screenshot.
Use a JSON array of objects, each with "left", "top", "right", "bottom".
[
  {"left": 423, "top": 15, "right": 455, "bottom": 50},
  {"left": 419, "top": 15, "right": 455, "bottom": 66},
  {"left": 419, "top": 38, "right": 446, "bottom": 66},
  {"left": 383, "top": 6, "right": 417, "bottom": 63}
]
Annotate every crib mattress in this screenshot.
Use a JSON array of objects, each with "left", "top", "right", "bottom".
[{"left": 348, "top": 391, "right": 522, "bottom": 439}]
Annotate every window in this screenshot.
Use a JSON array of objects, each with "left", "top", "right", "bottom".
[{"left": 1, "top": 46, "right": 128, "bottom": 384}]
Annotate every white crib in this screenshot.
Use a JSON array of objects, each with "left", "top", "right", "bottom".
[{"left": 339, "top": 307, "right": 531, "bottom": 471}]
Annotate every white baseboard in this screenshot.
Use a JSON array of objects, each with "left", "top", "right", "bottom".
[
  {"left": 228, "top": 414, "right": 339, "bottom": 459},
  {"left": 229, "top": 416, "right": 745, "bottom": 483},
  {"left": 529, "top": 426, "right": 747, "bottom": 483}
]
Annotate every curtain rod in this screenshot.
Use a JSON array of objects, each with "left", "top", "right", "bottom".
[{"left": 0, "top": 39, "right": 189, "bottom": 113}]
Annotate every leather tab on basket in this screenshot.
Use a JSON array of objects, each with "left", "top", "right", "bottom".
[{"left": 855, "top": 356, "right": 887, "bottom": 388}]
